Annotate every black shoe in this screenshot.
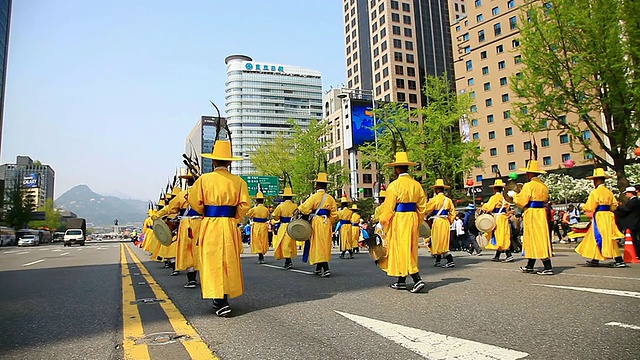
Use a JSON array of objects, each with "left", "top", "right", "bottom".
[
  {"left": 339, "top": 254, "right": 345, "bottom": 259},
  {"left": 520, "top": 266, "right": 535, "bottom": 273},
  {"left": 491, "top": 257, "right": 501, "bottom": 262},
  {"left": 536, "top": 269, "right": 554, "bottom": 275},
  {"left": 410, "top": 280, "right": 425, "bottom": 293},
  {"left": 390, "top": 282, "right": 407, "bottom": 290},
  {"left": 442, "top": 262, "right": 455, "bottom": 268},
  {"left": 349, "top": 255, "right": 354, "bottom": 259},
  {"left": 170, "top": 270, "right": 180, "bottom": 276},
  {"left": 502, "top": 256, "right": 514, "bottom": 263},
  {"left": 313, "top": 269, "right": 322, "bottom": 276},
  {"left": 258, "top": 259, "right": 265, "bottom": 264},
  {"left": 215, "top": 305, "right": 231, "bottom": 317},
  {"left": 585, "top": 260, "right": 599, "bottom": 267},
  {"left": 284, "top": 263, "right": 293, "bottom": 270},
  {"left": 320, "top": 270, "right": 331, "bottom": 278},
  {"left": 611, "top": 262, "right": 627, "bottom": 268},
  {"left": 184, "top": 281, "right": 197, "bottom": 289},
  {"left": 433, "top": 262, "right": 441, "bottom": 267}
]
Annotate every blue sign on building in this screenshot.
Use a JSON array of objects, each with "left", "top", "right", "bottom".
[
  {"left": 23, "top": 173, "right": 38, "bottom": 188},
  {"left": 245, "top": 63, "right": 285, "bottom": 72}
]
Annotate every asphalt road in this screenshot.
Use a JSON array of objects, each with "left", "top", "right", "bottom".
[{"left": 0, "top": 240, "right": 638, "bottom": 360}]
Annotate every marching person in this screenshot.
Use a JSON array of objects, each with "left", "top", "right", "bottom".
[
  {"left": 177, "top": 171, "right": 202, "bottom": 289},
  {"left": 463, "top": 204, "right": 482, "bottom": 255},
  {"left": 482, "top": 179, "right": 513, "bottom": 262},
  {"left": 350, "top": 204, "right": 362, "bottom": 254},
  {"left": 247, "top": 191, "right": 270, "bottom": 264},
  {"left": 188, "top": 140, "right": 250, "bottom": 317},
  {"left": 154, "top": 187, "right": 182, "bottom": 275},
  {"left": 298, "top": 172, "right": 338, "bottom": 278},
  {"left": 271, "top": 186, "right": 298, "bottom": 269},
  {"left": 510, "top": 160, "right": 554, "bottom": 275},
  {"left": 337, "top": 196, "right": 354, "bottom": 259},
  {"left": 615, "top": 186, "right": 640, "bottom": 260},
  {"left": 373, "top": 190, "right": 386, "bottom": 223},
  {"left": 575, "top": 169, "right": 626, "bottom": 267},
  {"left": 425, "top": 179, "right": 456, "bottom": 268},
  {"left": 378, "top": 152, "right": 427, "bottom": 293}
]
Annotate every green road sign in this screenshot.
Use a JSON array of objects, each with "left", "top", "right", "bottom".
[{"left": 241, "top": 175, "right": 280, "bottom": 196}]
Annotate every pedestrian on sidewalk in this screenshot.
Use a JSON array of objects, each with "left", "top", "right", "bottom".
[{"left": 615, "top": 186, "right": 640, "bottom": 260}]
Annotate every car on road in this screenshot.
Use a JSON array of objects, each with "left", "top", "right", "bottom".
[
  {"left": 18, "top": 234, "right": 40, "bottom": 247},
  {"left": 52, "top": 232, "right": 65, "bottom": 243},
  {"left": 64, "top": 229, "right": 85, "bottom": 247}
]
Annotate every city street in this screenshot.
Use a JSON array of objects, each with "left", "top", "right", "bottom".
[{"left": 0, "top": 241, "right": 638, "bottom": 359}]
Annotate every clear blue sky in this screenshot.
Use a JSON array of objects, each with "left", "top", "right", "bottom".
[{"left": 3, "top": 0, "right": 346, "bottom": 201}]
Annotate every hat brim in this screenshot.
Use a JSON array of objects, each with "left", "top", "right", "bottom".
[
  {"left": 489, "top": 184, "right": 505, "bottom": 188},
  {"left": 315, "top": 180, "right": 330, "bottom": 183},
  {"left": 518, "top": 168, "right": 547, "bottom": 174},
  {"left": 430, "top": 184, "right": 451, "bottom": 189},
  {"left": 201, "top": 154, "right": 244, "bottom": 161},
  {"left": 282, "top": 193, "right": 297, "bottom": 197},
  {"left": 384, "top": 161, "right": 418, "bottom": 167},
  {"left": 585, "top": 175, "right": 612, "bottom": 180}
]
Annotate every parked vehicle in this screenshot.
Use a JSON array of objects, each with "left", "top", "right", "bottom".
[
  {"left": 38, "top": 230, "right": 52, "bottom": 243},
  {"left": 52, "top": 232, "right": 65, "bottom": 243},
  {"left": 64, "top": 218, "right": 87, "bottom": 247},
  {"left": 18, "top": 234, "right": 40, "bottom": 247},
  {"left": 16, "top": 229, "right": 40, "bottom": 241},
  {"left": 0, "top": 227, "right": 16, "bottom": 246}
]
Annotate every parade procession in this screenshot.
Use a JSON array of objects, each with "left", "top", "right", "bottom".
[{"left": 137, "top": 107, "right": 639, "bottom": 319}]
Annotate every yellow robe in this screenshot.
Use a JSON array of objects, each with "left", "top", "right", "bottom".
[
  {"left": 373, "top": 205, "right": 383, "bottom": 222},
  {"left": 379, "top": 174, "right": 427, "bottom": 277},
  {"left": 141, "top": 217, "right": 153, "bottom": 250},
  {"left": 351, "top": 212, "right": 362, "bottom": 248},
  {"left": 425, "top": 192, "right": 456, "bottom": 255},
  {"left": 175, "top": 189, "right": 202, "bottom": 271},
  {"left": 513, "top": 177, "right": 552, "bottom": 259},
  {"left": 299, "top": 190, "right": 338, "bottom": 264},
  {"left": 272, "top": 200, "right": 299, "bottom": 260},
  {"left": 247, "top": 204, "right": 270, "bottom": 254},
  {"left": 482, "top": 193, "right": 511, "bottom": 251},
  {"left": 338, "top": 208, "right": 353, "bottom": 251},
  {"left": 575, "top": 184, "right": 623, "bottom": 260},
  {"left": 188, "top": 167, "right": 250, "bottom": 299},
  {"left": 156, "top": 195, "right": 182, "bottom": 260}
]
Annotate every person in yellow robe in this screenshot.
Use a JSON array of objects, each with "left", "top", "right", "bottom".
[
  {"left": 187, "top": 140, "right": 250, "bottom": 317},
  {"left": 482, "top": 179, "right": 513, "bottom": 262},
  {"left": 155, "top": 186, "right": 183, "bottom": 275},
  {"left": 575, "top": 168, "right": 626, "bottom": 267},
  {"left": 140, "top": 209, "right": 154, "bottom": 250},
  {"left": 298, "top": 172, "right": 338, "bottom": 277},
  {"left": 176, "top": 172, "right": 203, "bottom": 288},
  {"left": 350, "top": 204, "right": 362, "bottom": 254},
  {"left": 337, "top": 197, "right": 354, "bottom": 259},
  {"left": 151, "top": 194, "right": 175, "bottom": 263},
  {"left": 425, "top": 179, "right": 456, "bottom": 268},
  {"left": 271, "top": 187, "right": 298, "bottom": 269},
  {"left": 247, "top": 192, "right": 270, "bottom": 264},
  {"left": 510, "top": 160, "right": 553, "bottom": 275},
  {"left": 144, "top": 200, "right": 164, "bottom": 254},
  {"left": 379, "top": 152, "right": 427, "bottom": 293},
  {"left": 372, "top": 190, "right": 386, "bottom": 223}
]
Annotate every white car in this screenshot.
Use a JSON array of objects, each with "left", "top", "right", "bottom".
[{"left": 18, "top": 234, "right": 40, "bottom": 247}]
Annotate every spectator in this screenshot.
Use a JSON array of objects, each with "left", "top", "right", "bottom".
[
  {"left": 567, "top": 204, "right": 580, "bottom": 225},
  {"left": 615, "top": 187, "right": 640, "bottom": 260},
  {"left": 243, "top": 223, "right": 251, "bottom": 244},
  {"left": 452, "top": 213, "right": 465, "bottom": 251},
  {"left": 463, "top": 204, "right": 482, "bottom": 255}
]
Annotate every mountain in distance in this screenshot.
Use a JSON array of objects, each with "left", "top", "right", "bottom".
[
  {"left": 55, "top": 185, "right": 148, "bottom": 227},
  {"left": 104, "top": 190, "right": 141, "bottom": 200}
]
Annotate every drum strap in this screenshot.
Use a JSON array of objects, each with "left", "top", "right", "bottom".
[
  {"left": 429, "top": 198, "right": 449, "bottom": 219},
  {"left": 310, "top": 193, "right": 329, "bottom": 224}
]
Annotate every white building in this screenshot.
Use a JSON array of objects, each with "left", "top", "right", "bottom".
[{"left": 224, "top": 54, "right": 323, "bottom": 175}]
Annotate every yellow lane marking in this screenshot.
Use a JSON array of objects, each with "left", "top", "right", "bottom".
[
  {"left": 120, "top": 243, "right": 151, "bottom": 360},
  {"left": 124, "top": 244, "right": 219, "bottom": 360}
]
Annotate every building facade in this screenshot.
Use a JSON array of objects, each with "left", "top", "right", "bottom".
[
  {"left": 0, "top": 156, "right": 55, "bottom": 209},
  {"left": 0, "top": 0, "right": 12, "bottom": 156},
  {"left": 450, "top": 0, "right": 604, "bottom": 187},
  {"left": 185, "top": 116, "right": 224, "bottom": 174},
  {"left": 224, "top": 54, "right": 323, "bottom": 176}
]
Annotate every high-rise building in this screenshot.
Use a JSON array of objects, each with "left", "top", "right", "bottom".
[
  {"left": 0, "top": 156, "right": 55, "bottom": 209},
  {"left": 0, "top": 0, "right": 12, "bottom": 156},
  {"left": 450, "top": 0, "right": 604, "bottom": 189},
  {"left": 224, "top": 54, "right": 323, "bottom": 176},
  {"left": 185, "top": 116, "right": 225, "bottom": 174}
]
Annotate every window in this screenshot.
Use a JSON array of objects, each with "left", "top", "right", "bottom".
[
  {"left": 373, "top": 48, "right": 379, "bottom": 57},
  {"left": 505, "top": 127, "right": 513, "bottom": 136},
  {"left": 464, "top": 45, "right": 471, "bottom": 54},
  {"left": 498, "top": 60, "right": 506, "bottom": 69},
  {"left": 405, "top": 41, "right": 414, "bottom": 50},
  {"left": 372, "top": 10, "right": 377, "bottom": 19},
  {"left": 376, "top": 85, "right": 382, "bottom": 95},
  {"left": 508, "top": 162, "right": 516, "bottom": 170},
  {"left": 380, "top": 15, "right": 385, "bottom": 25},
  {"left": 485, "top": 98, "right": 493, "bottom": 107},
  {"left": 403, "top": 15, "right": 411, "bottom": 24},
  {"left": 492, "top": 164, "right": 499, "bottom": 173},
  {"left": 397, "top": 92, "right": 406, "bottom": 102},
  {"left": 478, "top": 30, "right": 485, "bottom": 42},
  {"left": 490, "top": 148, "right": 498, "bottom": 156},
  {"left": 404, "top": 28, "right": 412, "bottom": 37},
  {"left": 363, "top": 174, "right": 373, "bottom": 184},
  {"left": 471, "top": 105, "right": 478, "bottom": 113},
  {"left": 507, "top": 144, "right": 515, "bottom": 153},
  {"left": 489, "top": 131, "right": 496, "bottom": 139},
  {"left": 394, "top": 39, "right": 402, "bottom": 48},
  {"left": 496, "top": 44, "right": 504, "bottom": 53},
  {"left": 406, "top": 54, "right": 414, "bottom": 63},
  {"left": 372, "top": 22, "right": 378, "bottom": 31},
  {"left": 384, "top": 80, "right": 390, "bottom": 90},
  {"left": 408, "top": 80, "right": 416, "bottom": 90},
  {"left": 392, "top": 13, "right": 400, "bottom": 22},
  {"left": 391, "top": 0, "right": 399, "bottom": 9},
  {"left": 395, "top": 65, "right": 404, "bottom": 75},
  {"left": 381, "top": 41, "right": 388, "bottom": 51},
  {"left": 492, "top": 6, "right": 500, "bottom": 15},
  {"left": 383, "top": 67, "right": 389, "bottom": 77},
  {"left": 462, "top": 33, "right": 470, "bottom": 41},
  {"left": 373, "top": 35, "right": 379, "bottom": 45},
  {"left": 470, "top": 91, "right": 476, "bottom": 99},
  {"left": 456, "top": 25, "right": 461, "bottom": 32},
  {"left": 514, "top": 55, "right": 522, "bottom": 64},
  {"left": 396, "top": 78, "right": 405, "bottom": 88},
  {"left": 409, "top": 93, "right": 417, "bottom": 103},
  {"left": 560, "top": 134, "right": 569, "bottom": 144},
  {"left": 509, "top": 16, "right": 517, "bottom": 30},
  {"left": 540, "top": 138, "right": 550, "bottom": 147},
  {"left": 482, "top": 66, "right": 489, "bottom": 75},
  {"left": 381, "top": 28, "right": 386, "bottom": 37},
  {"left": 402, "top": 2, "right": 410, "bottom": 11},
  {"left": 473, "top": 132, "right": 480, "bottom": 140},
  {"left": 585, "top": 152, "right": 594, "bottom": 160},
  {"left": 503, "top": 110, "right": 511, "bottom": 119},
  {"left": 501, "top": 93, "right": 510, "bottom": 102},
  {"left": 407, "top": 67, "right": 416, "bottom": 76},
  {"left": 559, "top": 115, "right": 567, "bottom": 124},
  {"left": 543, "top": 156, "right": 552, "bottom": 166},
  {"left": 475, "top": 0, "right": 482, "bottom": 7},
  {"left": 494, "top": 23, "right": 502, "bottom": 36},
  {"left": 466, "top": 78, "right": 474, "bottom": 87},
  {"left": 483, "top": 82, "right": 491, "bottom": 91},
  {"left": 500, "top": 77, "right": 508, "bottom": 86},
  {"left": 524, "top": 141, "right": 531, "bottom": 150},
  {"left": 480, "top": 50, "right": 487, "bottom": 59},
  {"left": 477, "top": 14, "right": 484, "bottom": 22},
  {"left": 583, "top": 130, "right": 591, "bottom": 140},
  {"left": 379, "top": 2, "right": 384, "bottom": 11},
  {"left": 472, "top": 119, "right": 479, "bottom": 126},
  {"left": 382, "top": 54, "right": 388, "bottom": 64},
  {"left": 394, "top": 52, "right": 403, "bottom": 61},
  {"left": 374, "top": 60, "right": 380, "bottom": 69},
  {"left": 508, "top": 0, "right": 515, "bottom": 9},
  {"left": 512, "top": 39, "right": 520, "bottom": 48},
  {"left": 393, "top": 25, "right": 401, "bottom": 35},
  {"left": 487, "top": 114, "right": 494, "bottom": 123}
]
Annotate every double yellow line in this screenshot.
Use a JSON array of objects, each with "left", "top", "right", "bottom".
[{"left": 120, "top": 243, "right": 218, "bottom": 360}]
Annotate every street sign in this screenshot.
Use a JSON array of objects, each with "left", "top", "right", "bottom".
[{"left": 241, "top": 175, "right": 280, "bottom": 196}]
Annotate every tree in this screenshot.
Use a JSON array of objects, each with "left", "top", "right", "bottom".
[
  {"left": 29, "top": 199, "right": 62, "bottom": 231},
  {"left": 360, "top": 74, "right": 483, "bottom": 190},
  {"left": 250, "top": 119, "right": 350, "bottom": 198},
  {"left": 511, "top": 0, "right": 640, "bottom": 193},
  {"left": 3, "top": 180, "right": 34, "bottom": 229}
]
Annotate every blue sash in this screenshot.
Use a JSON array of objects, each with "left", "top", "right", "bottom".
[
  {"left": 203, "top": 205, "right": 237, "bottom": 218},
  {"left": 351, "top": 223, "right": 359, "bottom": 226},
  {"left": 253, "top": 218, "right": 268, "bottom": 223},
  {"left": 186, "top": 209, "right": 201, "bottom": 216},
  {"left": 315, "top": 209, "right": 330, "bottom": 216},
  {"left": 338, "top": 220, "right": 350, "bottom": 227},
  {"left": 592, "top": 205, "right": 611, "bottom": 252},
  {"left": 280, "top": 217, "right": 292, "bottom": 223},
  {"left": 431, "top": 210, "right": 449, "bottom": 217},
  {"left": 493, "top": 208, "right": 507, "bottom": 214},
  {"left": 395, "top": 203, "right": 417, "bottom": 212},
  {"left": 526, "top": 201, "right": 545, "bottom": 208}
]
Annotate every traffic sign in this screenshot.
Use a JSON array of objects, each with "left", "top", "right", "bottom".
[{"left": 241, "top": 175, "right": 280, "bottom": 196}]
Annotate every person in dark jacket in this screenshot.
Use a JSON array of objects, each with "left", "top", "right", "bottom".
[
  {"left": 615, "top": 186, "right": 640, "bottom": 259},
  {"left": 463, "top": 204, "right": 482, "bottom": 255}
]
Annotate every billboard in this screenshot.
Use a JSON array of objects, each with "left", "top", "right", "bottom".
[
  {"left": 23, "top": 173, "right": 38, "bottom": 188},
  {"left": 351, "top": 102, "right": 376, "bottom": 147}
]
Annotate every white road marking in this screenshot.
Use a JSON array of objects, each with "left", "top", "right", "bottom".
[
  {"left": 60, "top": 252, "right": 69, "bottom": 256},
  {"left": 605, "top": 322, "right": 640, "bottom": 330},
  {"left": 533, "top": 284, "right": 640, "bottom": 299},
  {"left": 17, "top": 251, "right": 29, "bottom": 255},
  {"left": 76, "top": 248, "right": 83, "bottom": 251},
  {"left": 261, "top": 263, "right": 314, "bottom": 275},
  {"left": 475, "top": 266, "right": 640, "bottom": 281},
  {"left": 52, "top": 249, "right": 62, "bottom": 252},
  {"left": 335, "top": 311, "right": 529, "bottom": 359},
  {"left": 3, "top": 250, "right": 19, "bottom": 254},
  {"left": 22, "top": 259, "right": 44, "bottom": 267}
]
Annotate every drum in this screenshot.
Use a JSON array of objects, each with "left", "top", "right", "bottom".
[
  {"left": 475, "top": 214, "right": 496, "bottom": 232},
  {"left": 153, "top": 218, "right": 178, "bottom": 246},
  {"left": 287, "top": 219, "right": 312, "bottom": 241},
  {"left": 368, "top": 234, "right": 387, "bottom": 261},
  {"left": 419, "top": 221, "right": 431, "bottom": 238}
]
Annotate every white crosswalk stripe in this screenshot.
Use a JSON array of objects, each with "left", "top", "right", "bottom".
[{"left": 533, "top": 284, "right": 640, "bottom": 299}]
